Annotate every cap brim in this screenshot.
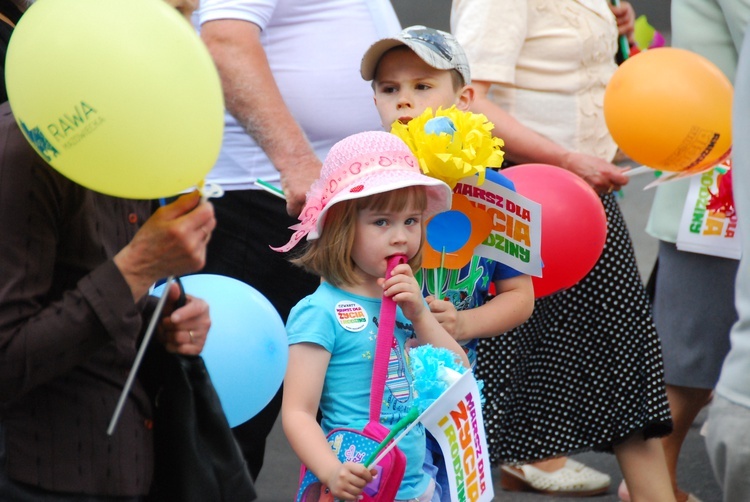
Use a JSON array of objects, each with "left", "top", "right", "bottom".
[
  {"left": 360, "top": 38, "right": 408, "bottom": 81},
  {"left": 361, "top": 36, "right": 465, "bottom": 83}
]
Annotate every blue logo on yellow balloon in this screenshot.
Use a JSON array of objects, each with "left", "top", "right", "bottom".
[
  {"left": 20, "top": 101, "right": 104, "bottom": 161},
  {"left": 19, "top": 120, "right": 59, "bottom": 162},
  {"left": 46, "top": 100, "right": 104, "bottom": 150}
]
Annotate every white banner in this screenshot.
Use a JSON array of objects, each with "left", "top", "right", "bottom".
[
  {"left": 419, "top": 371, "right": 494, "bottom": 502},
  {"left": 454, "top": 176, "right": 543, "bottom": 277},
  {"left": 676, "top": 167, "right": 740, "bottom": 259}
]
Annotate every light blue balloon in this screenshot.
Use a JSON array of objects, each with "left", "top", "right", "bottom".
[{"left": 153, "top": 274, "right": 287, "bottom": 427}]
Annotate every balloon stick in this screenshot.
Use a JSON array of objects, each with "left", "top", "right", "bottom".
[
  {"left": 254, "top": 179, "right": 286, "bottom": 199},
  {"left": 364, "top": 366, "right": 459, "bottom": 471},
  {"left": 623, "top": 165, "right": 653, "bottom": 177},
  {"left": 366, "top": 410, "right": 423, "bottom": 470},
  {"left": 363, "top": 407, "right": 419, "bottom": 468},
  {"left": 107, "top": 275, "right": 175, "bottom": 435},
  {"left": 437, "top": 247, "right": 447, "bottom": 301}
]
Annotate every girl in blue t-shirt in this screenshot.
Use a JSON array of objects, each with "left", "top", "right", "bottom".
[{"left": 277, "top": 131, "right": 469, "bottom": 502}]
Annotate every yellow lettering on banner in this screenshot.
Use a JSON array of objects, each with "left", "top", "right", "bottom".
[{"left": 514, "top": 220, "right": 531, "bottom": 246}]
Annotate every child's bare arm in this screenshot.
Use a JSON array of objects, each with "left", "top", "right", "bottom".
[
  {"left": 427, "top": 274, "right": 534, "bottom": 342},
  {"left": 382, "top": 264, "right": 470, "bottom": 367},
  {"left": 281, "top": 343, "right": 374, "bottom": 500}
]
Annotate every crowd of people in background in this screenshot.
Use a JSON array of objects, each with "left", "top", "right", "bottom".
[{"left": 0, "top": 0, "right": 748, "bottom": 501}]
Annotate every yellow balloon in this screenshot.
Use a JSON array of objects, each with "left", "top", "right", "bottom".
[
  {"left": 604, "top": 47, "right": 732, "bottom": 174},
  {"left": 5, "top": 0, "right": 224, "bottom": 199}
]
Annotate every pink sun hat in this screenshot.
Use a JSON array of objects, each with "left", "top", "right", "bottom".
[{"left": 273, "top": 131, "right": 451, "bottom": 252}]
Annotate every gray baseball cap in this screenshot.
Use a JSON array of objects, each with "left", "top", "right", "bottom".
[{"left": 360, "top": 25, "right": 471, "bottom": 85}]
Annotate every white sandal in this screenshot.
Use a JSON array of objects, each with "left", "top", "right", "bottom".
[{"left": 501, "top": 459, "right": 611, "bottom": 496}]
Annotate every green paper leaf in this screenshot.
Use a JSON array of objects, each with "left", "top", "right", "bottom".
[{"left": 634, "top": 15, "right": 656, "bottom": 50}]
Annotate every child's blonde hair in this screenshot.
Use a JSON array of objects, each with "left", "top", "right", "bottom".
[{"left": 293, "top": 186, "right": 427, "bottom": 287}]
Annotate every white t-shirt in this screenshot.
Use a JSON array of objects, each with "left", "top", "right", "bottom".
[{"left": 198, "top": 0, "right": 400, "bottom": 191}]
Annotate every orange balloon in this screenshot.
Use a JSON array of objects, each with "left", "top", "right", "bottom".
[{"left": 604, "top": 47, "right": 732, "bottom": 174}]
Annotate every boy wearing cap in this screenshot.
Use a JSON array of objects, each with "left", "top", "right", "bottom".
[
  {"left": 361, "top": 25, "right": 474, "bottom": 129},
  {"left": 361, "top": 26, "right": 535, "bottom": 501}
]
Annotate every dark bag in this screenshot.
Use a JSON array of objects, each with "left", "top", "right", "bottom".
[{"left": 143, "top": 345, "right": 256, "bottom": 502}]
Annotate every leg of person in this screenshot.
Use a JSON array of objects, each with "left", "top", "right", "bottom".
[
  {"left": 614, "top": 435, "right": 675, "bottom": 502},
  {"left": 617, "top": 407, "right": 706, "bottom": 502},
  {"left": 706, "top": 396, "right": 750, "bottom": 502},
  {"left": 201, "top": 189, "right": 320, "bottom": 480},
  {"left": 662, "top": 386, "right": 712, "bottom": 497}
]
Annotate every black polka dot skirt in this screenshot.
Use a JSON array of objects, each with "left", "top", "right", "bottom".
[{"left": 476, "top": 194, "right": 673, "bottom": 466}]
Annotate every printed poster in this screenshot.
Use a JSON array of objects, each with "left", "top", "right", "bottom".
[
  {"left": 419, "top": 371, "right": 494, "bottom": 502},
  {"left": 676, "top": 167, "right": 740, "bottom": 259},
  {"left": 453, "top": 176, "right": 543, "bottom": 277}
]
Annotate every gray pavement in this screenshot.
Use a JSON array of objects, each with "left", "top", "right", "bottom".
[{"left": 252, "top": 171, "right": 724, "bottom": 500}]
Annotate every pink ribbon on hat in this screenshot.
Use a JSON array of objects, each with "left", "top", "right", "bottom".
[{"left": 271, "top": 150, "right": 417, "bottom": 253}]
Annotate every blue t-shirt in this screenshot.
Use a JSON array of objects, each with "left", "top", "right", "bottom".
[
  {"left": 417, "top": 256, "right": 521, "bottom": 367},
  {"left": 286, "top": 282, "right": 429, "bottom": 499}
]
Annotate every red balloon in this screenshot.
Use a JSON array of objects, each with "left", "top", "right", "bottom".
[{"left": 503, "top": 164, "right": 607, "bottom": 298}]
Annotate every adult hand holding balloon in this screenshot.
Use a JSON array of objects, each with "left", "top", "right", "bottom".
[
  {"left": 503, "top": 164, "right": 607, "bottom": 298},
  {"left": 153, "top": 274, "right": 288, "bottom": 427},
  {"left": 604, "top": 47, "right": 732, "bottom": 175},
  {"left": 5, "top": 0, "right": 224, "bottom": 199}
]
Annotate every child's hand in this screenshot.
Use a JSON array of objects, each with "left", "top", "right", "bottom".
[
  {"left": 324, "top": 462, "right": 375, "bottom": 501},
  {"left": 426, "top": 296, "right": 463, "bottom": 340},
  {"left": 380, "top": 263, "right": 426, "bottom": 321}
]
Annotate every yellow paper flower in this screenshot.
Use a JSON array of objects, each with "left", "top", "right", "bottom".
[{"left": 390, "top": 107, "right": 505, "bottom": 188}]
